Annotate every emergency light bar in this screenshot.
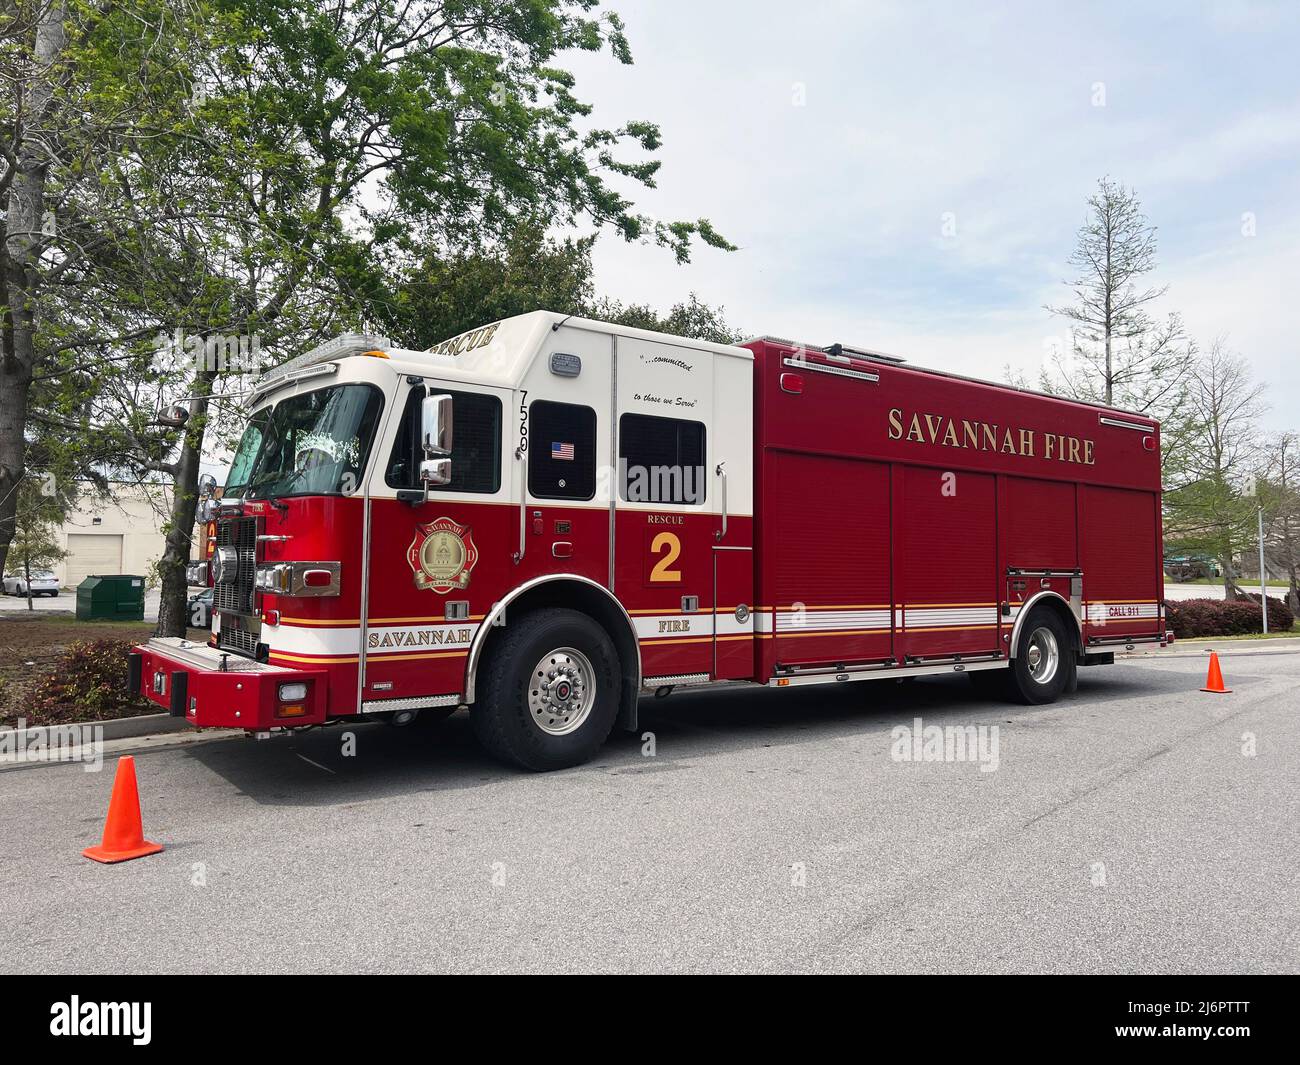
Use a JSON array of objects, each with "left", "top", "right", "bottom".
[{"left": 251, "top": 333, "right": 393, "bottom": 395}]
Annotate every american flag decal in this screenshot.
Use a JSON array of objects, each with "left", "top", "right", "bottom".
[{"left": 551, "top": 441, "right": 575, "bottom": 461}]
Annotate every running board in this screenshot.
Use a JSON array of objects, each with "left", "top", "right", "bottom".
[
  {"left": 360, "top": 694, "right": 461, "bottom": 714},
  {"left": 642, "top": 672, "right": 711, "bottom": 690},
  {"left": 768, "top": 658, "right": 1007, "bottom": 688}
]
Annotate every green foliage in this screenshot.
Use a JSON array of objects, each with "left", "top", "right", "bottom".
[
  {"left": 587, "top": 292, "right": 745, "bottom": 344},
  {"left": 26, "top": 639, "right": 150, "bottom": 724},
  {"left": 382, "top": 220, "right": 596, "bottom": 347},
  {"left": 206, "top": 0, "right": 732, "bottom": 275},
  {"left": 380, "top": 219, "right": 743, "bottom": 349},
  {"left": 6, "top": 479, "right": 67, "bottom": 577}
]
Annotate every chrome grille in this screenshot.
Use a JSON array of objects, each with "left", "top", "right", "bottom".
[
  {"left": 219, "top": 613, "right": 260, "bottom": 658},
  {"left": 213, "top": 516, "right": 257, "bottom": 615},
  {"left": 214, "top": 515, "right": 258, "bottom": 658}
]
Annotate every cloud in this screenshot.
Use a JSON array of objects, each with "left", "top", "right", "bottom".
[{"left": 562, "top": 0, "right": 1299, "bottom": 429}]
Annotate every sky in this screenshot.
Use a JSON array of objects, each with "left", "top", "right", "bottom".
[{"left": 562, "top": 0, "right": 1300, "bottom": 431}]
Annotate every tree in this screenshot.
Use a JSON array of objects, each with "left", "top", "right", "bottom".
[
  {"left": 382, "top": 220, "right": 596, "bottom": 348},
  {"left": 383, "top": 219, "right": 744, "bottom": 348},
  {"left": 0, "top": 0, "right": 70, "bottom": 585},
  {"left": 1163, "top": 341, "right": 1268, "bottom": 598},
  {"left": 586, "top": 292, "right": 744, "bottom": 344},
  {"left": 6, "top": 476, "right": 65, "bottom": 610},
  {"left": 0, "top": 0, "right": 217, "bottom": 590},
  {"left": 1259, "top": 432, "right": 1300, "bottom": 612},
  {"left": 1042, "top": 178, "right": 1193, "bottom": 472},
  {"left": 6, "top": 0, "right": 735, "bottom": 637}
]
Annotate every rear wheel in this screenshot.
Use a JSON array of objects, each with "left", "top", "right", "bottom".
[
  {"left": 1008, "top": 608, "right": 1075, "bottom": 705},
  {"left": 473, "top": 607, "right": 622, "bottom": 771}
]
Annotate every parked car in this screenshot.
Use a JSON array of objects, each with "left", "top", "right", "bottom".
[
  {"left": 3, "top": 570, "right": 59, "bottom": 596},
  {"left": 187, "top": 587, "right": 214, "bottom": 630},
  {"left": 1164, "top": 556, "right": 1220, "bottom": 582}
]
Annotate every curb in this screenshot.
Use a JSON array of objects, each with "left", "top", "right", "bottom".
[
  {"left": 1122, "top": 644, "right": 1300, "bottom": 661},
  {"left": 0, "top": 712, "right": 189, "bottom": 745}
]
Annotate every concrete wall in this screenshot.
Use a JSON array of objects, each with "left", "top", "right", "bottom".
[{"left": 55, "top": 484, "right": 173, "bottom": 590}]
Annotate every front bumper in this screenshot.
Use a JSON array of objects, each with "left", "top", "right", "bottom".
[{"left": 131, "top": 637, "right": 328, "bottom": 730}]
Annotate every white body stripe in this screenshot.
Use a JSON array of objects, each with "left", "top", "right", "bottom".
[
  {"left": 1085, "top": 602, "right": 1159, "bottom": 623},
  {"left": 269, "top": 621, "right": 477, "bottom": 657},
  {"left": 903, "top": 607, "right": 999, "bottom": 628},
  {"left": 775, "top": 608, "right": 891, "bottom": 632}
]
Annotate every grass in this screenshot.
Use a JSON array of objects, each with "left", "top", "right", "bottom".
[
  {"left": 1169, "top": 577, "right": 1292, "bottom": 588},
  {"left": 1178, "top": 624, "right": 1300, "bottom": 642}
]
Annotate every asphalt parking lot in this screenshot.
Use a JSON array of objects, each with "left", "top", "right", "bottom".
[{"left": 2, "top": 649, "right": 1297, "bottom": 974}]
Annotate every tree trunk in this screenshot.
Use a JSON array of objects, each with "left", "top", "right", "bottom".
[
  {"left": 0, "top": 2, "right": 67, "bottom": 578},
  {"left": 1220, "top": 555, "right": 1249, "bottom": 600},
  {"left": 155, "top": 369, "right": 215, "bottom": 637},
  {"left": 0, "top": 372, "right": 32, "bottom": 577}
]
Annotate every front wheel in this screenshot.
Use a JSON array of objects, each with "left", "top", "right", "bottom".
[
  {"left": 473, "top": 607, "right": 622, "bottom": 771},
  {"left": 1008, "top": 608, "right": 1075, "bottom": 705}
]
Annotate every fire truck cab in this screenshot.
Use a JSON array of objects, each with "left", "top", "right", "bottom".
[{"left": 132, "top": 311, "right": 1167, "bottom": 770}]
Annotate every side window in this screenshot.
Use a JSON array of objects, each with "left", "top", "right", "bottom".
[
  {"left": 619, "top": 413, "right": 707, "bottom": 505},
  {"left": 528, "top": 400, "right": 596, "bottom": 500},
  {"left": 386, "top": 388, "right": 502, "bottom": 493}
]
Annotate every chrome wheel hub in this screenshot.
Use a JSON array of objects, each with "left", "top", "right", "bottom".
[
  {"left": 528, "top": 647, "right": 596, "bottom": 736},
  {"left": 1026, "top": 626, "right": 1060, "bottom": 684}
]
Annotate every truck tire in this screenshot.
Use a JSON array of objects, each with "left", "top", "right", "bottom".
[
  {"left": 1008, "top": 607, "right": 1075, "bottom": 705},
  {"left": 968, "top": 667, "right": 1011, "bottom": 698},
  {"left": 473, "top": 607, "right": 621, "bottom": 771}
]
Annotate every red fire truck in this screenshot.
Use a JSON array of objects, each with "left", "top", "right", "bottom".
[{"left": 131, "top": 313, "right": 1168, "bottom": 769}]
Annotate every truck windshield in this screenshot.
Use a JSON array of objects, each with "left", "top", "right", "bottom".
[{"left": 225, "top": 384, "right": 383, "bottom": 499}]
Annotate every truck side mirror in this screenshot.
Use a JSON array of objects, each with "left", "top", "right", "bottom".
[
  {"left": 422, "top": 393, "right": 453, "bottom": 456},
  {"left": 420, "top": 457, "right": 451, "bottom": 486},
  {"left": 198, "top": 473, "right": 217, "bottom": 499},
  {"left": 418, "top": 393, "right": 453, "bottom": 495}
]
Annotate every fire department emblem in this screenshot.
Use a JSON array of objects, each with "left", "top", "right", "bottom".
[{"left": 407, "top": 517, "right": 478, "bottom": 593}]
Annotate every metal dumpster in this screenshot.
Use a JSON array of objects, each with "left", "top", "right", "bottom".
[{"left": 75, "top": 574, "right": 147, "bottom": 621}]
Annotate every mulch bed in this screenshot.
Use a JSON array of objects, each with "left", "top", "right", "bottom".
[{"left": 0, "top": 615, "right": 159, "bottom": 728}]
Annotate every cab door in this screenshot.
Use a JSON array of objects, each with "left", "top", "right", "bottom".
[
  {"left": 514, "top": 325, "right": 614, "bottom": 588},
  {"left": 612, "top": 336, "right": 717, "bottom": 681},
  {"left": 363, "top": 381, "right": 513, "bottom": 705}
]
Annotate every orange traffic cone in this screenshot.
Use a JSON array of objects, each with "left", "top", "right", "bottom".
[
  {"left": 82, "top": 756, "right": 164, "bottom": 864},
  {"left": 1200, "top": 651, "right": 1232, "bottom": 694}
]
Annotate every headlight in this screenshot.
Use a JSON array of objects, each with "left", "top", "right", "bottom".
[
  {"left": 278, "top": 682, "right": 308, "bottom": 702},
  {"left": 256, "top": 564, "right": 290, "bottom": 592}
]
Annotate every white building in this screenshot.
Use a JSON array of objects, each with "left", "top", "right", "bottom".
[{"left": 55, "top": 483, "right": 172, "bottom": 589}]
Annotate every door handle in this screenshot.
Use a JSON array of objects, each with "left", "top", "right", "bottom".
[
  {"left": 714, "top": 461, "right": 728, "bottom": 541},
  {"left": 513, "top": 446, "right": 527, "bottom": 564},
  {"left": 551, "top": 541, "right": 573, "bottom": 559}
]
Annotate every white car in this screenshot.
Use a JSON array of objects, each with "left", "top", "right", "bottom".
[{"left": 3, "top": 570, "right": 60, "bottom": 597}]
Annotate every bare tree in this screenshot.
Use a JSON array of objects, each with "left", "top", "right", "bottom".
[
  {"left": 1260, "top": 431, "right": 1300, "bottom": 612},
  {"left": 1043, "top": 177, "right": 1193, "bottom": 472},
  {"left": 1163, "top": 340, "right": 1268, "bottom": 598}
]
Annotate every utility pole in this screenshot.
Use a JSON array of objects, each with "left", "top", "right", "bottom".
[
  {"left": 1259, "top": 500, "right": 1268, "bottom": 634},
  {"left": 1245, "top": 473, "right": 1267, "bottom": 633}
]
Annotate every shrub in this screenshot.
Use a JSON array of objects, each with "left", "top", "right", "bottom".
[
  {"left": 20, "top": 639, "right": 151, "bottom": 726},
  {"left": 1240, "top": 592, "right": 1295, "bottom": 632},
  {"left": 1164, "top": 596, "right": 1294, "bottom": 639}
]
